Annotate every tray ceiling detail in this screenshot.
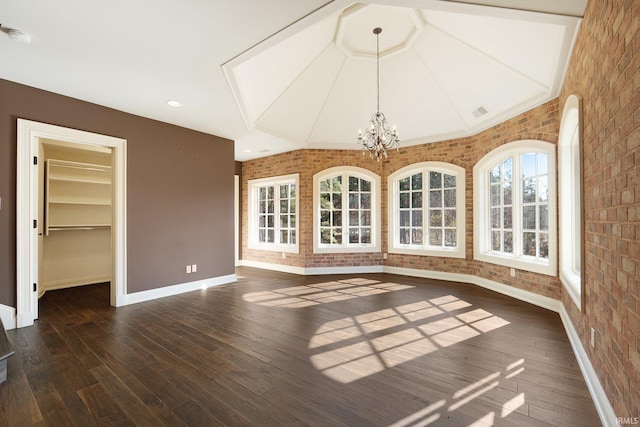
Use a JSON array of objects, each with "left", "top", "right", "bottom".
[{"left": 223, "top": 1, "right": 582, "bottom": 151}]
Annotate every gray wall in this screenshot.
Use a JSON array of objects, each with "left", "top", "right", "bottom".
[{"left": 0, "top": 78, "right": 235, "bottom": 306}]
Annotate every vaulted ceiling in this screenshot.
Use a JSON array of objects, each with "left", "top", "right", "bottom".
[{"left": 1, "top": 1, "right": 586, "bottom": 161}]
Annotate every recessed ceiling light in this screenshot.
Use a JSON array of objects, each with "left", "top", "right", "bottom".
[
  {"left": 7, "top": 28, "right": 31, "bottom": 44},
  {"left": 243, "top": 149, "right": 252, "bottom": 153},
  {"left": 167, "top": 100, "right": 182, "bottom": 107}
]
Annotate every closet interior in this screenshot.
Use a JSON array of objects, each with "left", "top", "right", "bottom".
[{"left": 39, "top": 139, "right": 113, "bottom": 296}]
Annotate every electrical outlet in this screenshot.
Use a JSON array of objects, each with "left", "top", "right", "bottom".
[
  {"left": 590, "top": 328, "right": 595, "bottom": 348},
  {"left": 510, "top": 268, "right": 516, "bottom": 277},
  {"left": 186, "top": 265, "right": 191, "bottom": 274},
  {"left": 192, "top": 264, "right": 197, "bottom": 273},
  {"left": 282, "top": 252, "right": 286, "bottom": 259},
  {"left": 383, "top": 253, "right": 388, "bottom": 260}
]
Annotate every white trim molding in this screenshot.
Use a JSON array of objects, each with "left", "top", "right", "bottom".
[
  {"left": 120, "top": 275, "right": 237, "bottom": 306},
  {"left": 16, "top": 119, "right": 127, "bottom": 326},
  {"left": 247, "top": 173, "right": 300, "bottom": 254},
  {"left": 383, "top": 266, "right": 560, "bottom": 312},
  {"left": 474, "top": 139, "right": 557, "bottom": 277},
  {"left": 313, "top": 166, "right": 381, "bottom": 254},
  {"left": 559, "top": 305, "right": 616, "bottom": 427},
  {"left": 239, "top": 260, "right": 383, "bottom": 276},
  {"left": 558, "top": 94, "right": 584, "bottom": 311},
  {"left": 388, "top": 161, "right": 466, "bottom": 259},
  {"left": 0, "top": 305, "right": 16, "bottom": 330}
]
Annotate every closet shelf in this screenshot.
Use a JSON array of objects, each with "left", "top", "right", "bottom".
[
  {"left": 48, "top": 225, "right": 111, "bottom": 231},
  {"left": 48, "top": 200, "right": 112, "bottom": 206},
  {"left": 48, "top": 176, "right": 111, "bottom": 185}
]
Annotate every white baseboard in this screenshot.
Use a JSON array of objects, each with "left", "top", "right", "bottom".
[
  {"left": 117, "top": 274, "right": 237, "bottom": 306},
  {"left": 305, "top": 265, "right": 383, "bottom": 275},
  {"left": 239, "top": 260, "right": 383, "bottom": 276},
  {"left": 559, "top": 305, "right": 616, "bottom": 427},
  {"left": 383, "top": 266, "right": 560, "bottom": 312},
  {"left": 40, "top": 275, "right": 111, "bottom": 297},
  {"left": 239, "top": 260, "right": 306, "bottom": 275},
  {"left": 0, "top": 305, "right": 16, "bottom": 330}
]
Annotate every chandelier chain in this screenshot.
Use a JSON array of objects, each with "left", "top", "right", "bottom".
[
  {"left": 356, "top": 27, "right": 400, "bottom": 161},
  {"left": 376, "top": 30, "right": 380, "bottom": 114}
]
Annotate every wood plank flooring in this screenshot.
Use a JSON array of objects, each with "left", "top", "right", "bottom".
[{"left": 0, "top": 268, "right": 601, "bottom": 426}]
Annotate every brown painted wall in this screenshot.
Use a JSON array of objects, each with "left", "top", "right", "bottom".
[
  {"left": 559, "top": 0, "right": 640, "bottom": 417},
  {"left": 0, "top": 79, "right": 235, "bottom": 306}
]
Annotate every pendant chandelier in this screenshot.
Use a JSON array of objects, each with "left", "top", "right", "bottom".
[{"left": 357, "top": 27, "right": 399, "bottom": 161}]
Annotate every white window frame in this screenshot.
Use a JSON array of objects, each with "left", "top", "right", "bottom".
[
  {"left": 388, "top": 162, "right": 466, "bottom": 258},
  {"left": 248, "top": 173, "right": 299, "bottom": 253},
  {"left": 313, "top": 166, "right": 381, "bottom": 254},
  {"left": 474, "top": 140, "right": 557, "bottom": 276},
  {"left": 558, "top": 95, "right": 583, "bottom": 309}
]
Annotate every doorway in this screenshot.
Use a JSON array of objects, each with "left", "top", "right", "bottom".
[{"left": 16, "top": 119, "right": 127, "bottom": 328}]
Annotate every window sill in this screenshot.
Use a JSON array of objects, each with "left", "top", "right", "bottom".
[
  {"left": 313, "top": 245, "right": 380, "bottom": 254},
  {"left": 248, "top": 243, "right": 299, "bottom": 254},
  {"left": 474, "top": 252, "right": 556, "bottom": 276},
  {"left": 389, "top": 246, "right": 465, "bottom": 259}
]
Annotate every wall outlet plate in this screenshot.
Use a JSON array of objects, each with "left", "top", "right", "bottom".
[{"left": 186, "top": 265, "right": 191, "bottom": 274}]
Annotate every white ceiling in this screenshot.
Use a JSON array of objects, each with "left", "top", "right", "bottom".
[{"left": 1, "top": 0, "right": 586, "bottom": 161}]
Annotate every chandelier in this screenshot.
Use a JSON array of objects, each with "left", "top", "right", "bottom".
[{"left": 357, "top": 27, "right": 399, "bottom": 161}]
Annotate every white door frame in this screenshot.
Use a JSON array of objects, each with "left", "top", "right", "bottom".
[{"left": 16, "top": 119, "right": 127, "bottom": 328}]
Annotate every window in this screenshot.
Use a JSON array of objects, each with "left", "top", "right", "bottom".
[
  {"left": 313, "top": 167, "right": 380, "bottom": 253},
  {"left": 248, "top": 174, "right": 299, "bottom": 253},
  {"left": 474, "top": 140, "right": 557, "bottom": 276},
  {"left": 388, "top": 162, "right": 465, "bottom": 258},
  {"left": 558, "top": 95, "right": 583, "bottom": 309}
]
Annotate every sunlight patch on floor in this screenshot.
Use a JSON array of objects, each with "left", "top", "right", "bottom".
[
  {"left": 309, "top": 296, "right": 511, "bottom": 383},
  {"left": 242, "top": 278, "right": 414, "bottom": 307},
  {"left": 391, "top": 359, "right": 526, "bottom": 427}
]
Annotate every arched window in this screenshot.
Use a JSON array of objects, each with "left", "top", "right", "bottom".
[
  {"left": 248, "top": 173, "right": 299, "bottom": 253},
  {"left": 558, "top": 95, "right": 583, "bottom": 309},
  {"left": 474, "top": 140, "right": 557, "bottom": 276},
  {"left": 388, "top": 162, "right": 465, "bottom": 258},
  {"left": 313, "top": 167, "right": 381, "bottom": 253}
]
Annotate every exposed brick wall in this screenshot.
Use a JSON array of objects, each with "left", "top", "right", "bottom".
[
  {"left": 559, "top": 0, "right": 640, "bottom": 417},
  {"left": 241, "top": 1, "right": 639, "bottom": 417},
  {"left": 242, "top": 97, "right": 560, "bottom": 300},
  {"left": 242, "top": 149, "right": 384, "bottom": 268},
  {"left": 383, "top": 100, "right": 561, "bottom": 299}
]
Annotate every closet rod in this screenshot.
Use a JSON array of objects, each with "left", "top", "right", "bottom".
[{"left": 48, "top": 226, "right": 111, "bottom": 231}]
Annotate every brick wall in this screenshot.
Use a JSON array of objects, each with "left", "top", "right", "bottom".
[
  {"left": 559, "top": 0, "right": 640, "bottom": 417},
  {"left": 242, "top": 0, "right": 639, "bottom": 417},
  {"left": 242, "top": 149, "right": 384, "bottom": 268},
  {"left": 242, "top": 97, "right": 559, "bottom": 300}
]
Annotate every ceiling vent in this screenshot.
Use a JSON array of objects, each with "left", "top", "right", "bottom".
[
  {"left": 472, "top": 106, "right": 489, "bottom": 118},
  {"left": 472, "top": 106, "right": 488, "bottom": 118}
]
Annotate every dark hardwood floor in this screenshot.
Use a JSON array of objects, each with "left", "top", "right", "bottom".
[{"left": 1, "top": 267, "right": 601, "bottom": 426}]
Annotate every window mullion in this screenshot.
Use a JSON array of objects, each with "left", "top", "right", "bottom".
[
  {"left": 513, "top": 156, "right": 522, "bottom": 258},
  {"left": 422, "top": 171, "right": 428, "bottom": 250},
  {"left": 342, "top": 173, "right": 348, "bottom": 245}
]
